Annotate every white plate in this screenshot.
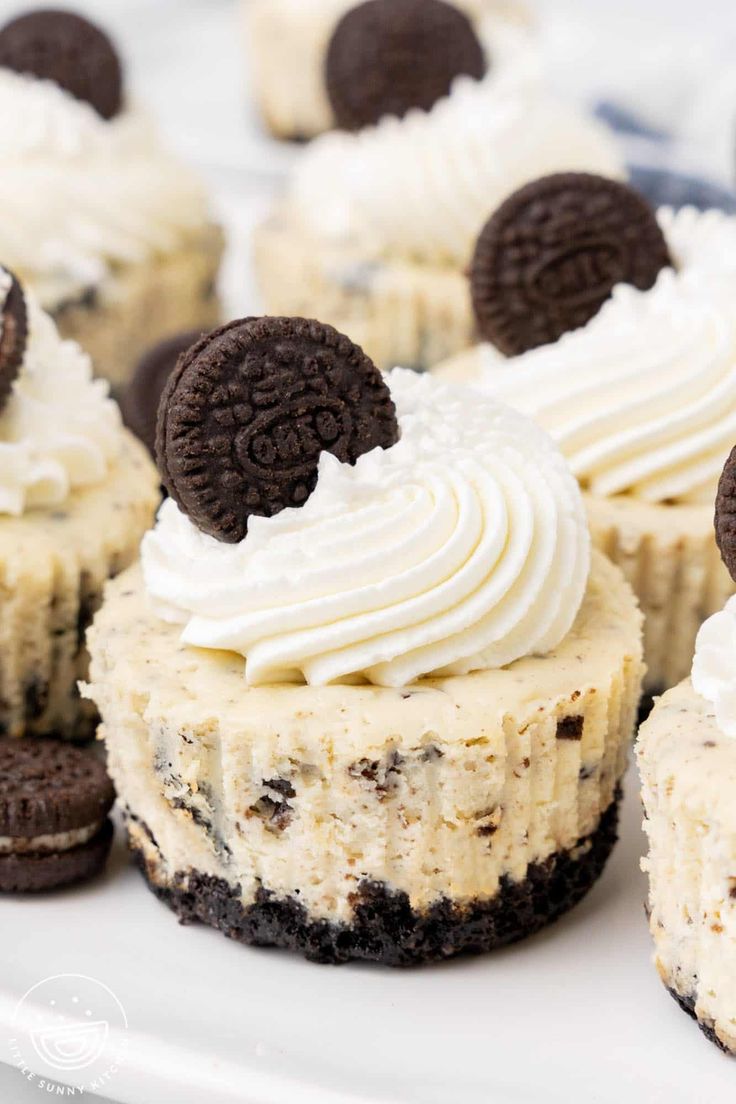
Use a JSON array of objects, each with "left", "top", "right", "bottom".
[{"left": 1, "top": 764, "right": 734, "bottom": 1104}]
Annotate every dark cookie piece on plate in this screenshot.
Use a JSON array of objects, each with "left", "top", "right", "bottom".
[
  {"left": 121, "top": 330, "right": 203, "bottom": 457},
  {"left": 0, "top": 9, "right": 123, "bottom": 120},
  {"left": 156, "top": 316, "right": 399, "bottom": 544},
  {"left": 715, "top": 444, "right": 736, "bottom": 583},
  {"left": 326, "top": 0, "right": 486, "bottom": 132},
  {"left": 470, "top": 172, "right": 672, "bottom": 356},
  {"left": 0, "top": 738, "right": 115, "bottom": 893},
  {"left": 0, "top": 266, "right": 27, "bottom": 414}
]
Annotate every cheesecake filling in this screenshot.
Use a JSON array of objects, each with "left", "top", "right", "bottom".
[
  {"left": 0, "top": 820, "right": 104, "bottom": 855},
  {"left": 142, "top": 369, "right": 590, "bottom": 686}
]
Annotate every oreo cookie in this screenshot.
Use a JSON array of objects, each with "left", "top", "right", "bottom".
[
  {"left": 325, "top": 0, "right": 486, "bottom": 132},
  {"left": 156, "top": 316, "right": 399, "bottom": 544},
  {"left": 470, "top": 173, "right": 672, "bottom": 356},
  {"left": 121, "top": 330, "right": 202, "bottom": 457},
  {"left": 715, "top": 445, "right": 736, "bottom": 583},
  {"left": 0, "top": 738, "right": 115, "bottom": 893},
  {"left": 0, "top": 266, "right": 27, "bottom": 415},
  {"left": 0, "top": 9, "right": 123, "bottom": 120}
]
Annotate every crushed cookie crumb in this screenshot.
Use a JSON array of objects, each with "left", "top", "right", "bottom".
[
  {"left": 247, "top": 795, "right": 293, "bottom": 833},
  {"left": 348, "top": 750, "right": 404, "bottom": 799},
  {"left": 557, "top": 715, "right": 584, "bottom": 741}
]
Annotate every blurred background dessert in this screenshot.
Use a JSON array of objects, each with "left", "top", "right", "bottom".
[
  {"left": 243, "top": 0, "right": 534, "bottom": 141},
  {"left": 0, "top": 7, "right": 223, "bottom": 392},
  {"left": 253, "top": 27, "right": 623, "bottom": 372}
]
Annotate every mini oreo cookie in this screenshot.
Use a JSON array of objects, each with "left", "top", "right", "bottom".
[
  {"left": 121, "top": 330, "right": 203, "bottom": 457},
  {"left": 156, "top": 316, "right": 399, "bottom": 544},
  {"left": 0, "top": 738, "right": 115, "bottom": 893},
  {"left": 715, "top": 444, "right": 736, "bottom": 583},
  {"left": 0, "top": 266, "right": 27, "bottom": 414},
  {"left": 470, "top": 173, "right": 672, "bottom": 356},
  {"left": 0, "top": 9, "right": 123, "bottom": 120},
  {"left": 325, "top": 0, "right": 486, "bottom": 132}
]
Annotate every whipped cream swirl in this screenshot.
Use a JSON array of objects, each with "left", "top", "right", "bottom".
[
  {"left": 692, "top": 598, "right": 736, "bottom": 738},
  {"left": 475, "top": 250, "right": 736, "bottom": 504},
  {"left": 0, "top": 291, "right": 122, "bottom": 515},
  {"left": 289, "top": 36, "right": 623, "bottom": 267},
  {"left": 143, "top": 370, "right": 589, "bottom": 688},
  {"left": 660, "top": 205, "right": 736, "bottom": 279},
  {"left": 0, "top": 69, "right": 210, "bottom": 308}
]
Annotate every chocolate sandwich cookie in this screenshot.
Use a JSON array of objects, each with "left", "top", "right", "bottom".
[
  {"left": 715, "top": 444, "right": 736, "bottom": 583},
  {"left": 156, "top": 316, "right": 399, "bottom": 543},
  {"left": 470, "top": 172, "right": 672, "bottom": 355},
  {"left": 0, "top": 738, "right": 115, "bottom": 893},
  {"left": 326, "top": 0, "right": 486, "bottom": 132},
  {"left": 121, "top": 330, "right": 202, "bottom": 457},
  {"left": 0, "top": 266, "right": 27, "bottom": 413},
  {"left": 0, "top": 9, "right": 123, "bottom": 120}
]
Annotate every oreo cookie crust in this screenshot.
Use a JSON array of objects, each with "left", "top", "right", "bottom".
[
  {"left": 325, "top": 0, "right": 486, "bottom": 132},
  {"left": 0, "top": 266, "right": 27, "bottom": 413},
  {"left": 470, "top": 173, "right": 672, "bottom": 355},
  {"left": 156, "top": 316, "right": 399, "bottom": 543},
  {"left": 121, "top": 330, "right": 202, "bottom": 457},
  {"left": 0, "top": 738, "right": 115, "bottom": 893},
  {"left": 131, "top": 793, "right": 619, "bottom": 966},
  {"left": 0, "top": 10, "right": 123, "bottom": 120},
  {"left": 667, "top": 987, "right": 734, "bottom": 1056}
]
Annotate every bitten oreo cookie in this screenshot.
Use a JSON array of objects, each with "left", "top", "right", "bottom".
[
  {"left": 121, "top": 331, "right": 202, "bottom": 457},
  {"left": 325, "top": 0, "right": 486, "bottom": 132},
  {"left": 0, "top": 266, "right": 27, "bottom": 414},
  {"left": 715, "top": 445, "right": 736, "bottom": 583},
  {"left": 0, "top": 9, "right": 123, "bottom": 120},
  {"left": 0, "top": 738, "right": 115, "bottom": 893},
  {"left": 156, "top": 316, "right": 399, "bottom": 544},
  {"left": 470, "top": 173, "right": 672, "bottom": 356}
]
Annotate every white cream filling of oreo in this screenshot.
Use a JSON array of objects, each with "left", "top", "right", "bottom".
[{"left": 0, "top": 820, "right": 104, "bottom": 856}]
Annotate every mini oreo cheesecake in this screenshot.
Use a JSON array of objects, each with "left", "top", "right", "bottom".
[
  {"left": 253, "top": 11, "right": 623, "bottom": 372},
  {"left": 0, "top": 267, "right": 159, "bottom": 740},
  {"left": 85, "top": 315, "right": 644, "bottom": 965},
  {"left": 638, "top": 452, "right": 736, "bottom": 1055},
  {"left": 436, "top": 174, "right": 736, "bottom": 695},
  {"left": 0, "top": 9, "right": 223, "bottom": 391},
  {"left": 244, "top": 0, "right": 532, "bottom": 141}
]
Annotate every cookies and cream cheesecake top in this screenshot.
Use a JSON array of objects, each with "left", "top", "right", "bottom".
[
  {"left": 287, "top": 22, "right": 623, "bottom": 267},
  {"left": 440, "top": 173, "right": 736, "bottom": 506},
  {"left": 142, "top": 316, "right": 590, "bottom": 687},
  {"left": 0, "top": 266, "right": 122, "bottom": 516},
  {"left": 0, "top": 10, "right": 210, "bottom": 308}
]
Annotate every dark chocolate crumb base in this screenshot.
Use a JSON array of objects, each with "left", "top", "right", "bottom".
[
  {"left": 667, "top": 986, "right": 734, "bottom": 1056},
  {"left": 130, "top": 791, "right": 620, "bottom": 966}
]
